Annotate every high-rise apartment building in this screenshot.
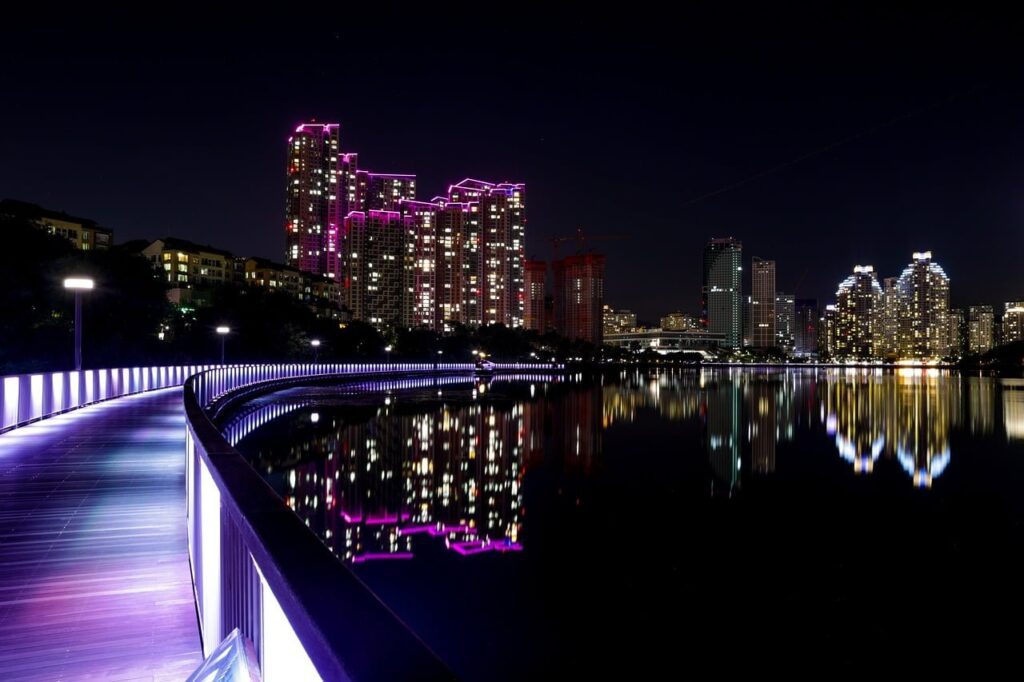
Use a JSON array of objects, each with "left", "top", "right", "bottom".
[
  {"left": 775, "top": 293, "right": 795, "bottom": 352},
  {"left": 1004, "top": 301, "right": 1024, "bottom": 345},
  {"left": 395, "top": 180, "right": 525, "bottom": 332},
  {"left": 742, "top": 296, "right": 752, "bottom": 347},
  {"left": 342, "top": 210, "right": 411, "bottom": 327},
  {"left": 524, "top": 260, "right": 547, "bottom": 333},
  {"left": 968, "top": 305, "right": 994, "bottom": 354},
  {"left": 365, "top": 173, "right": 417, "bottom": 211},
  {"left": 880, "top": 277, "right": 900, "bottom": 357},
  {"left": 820, "top": 304, "right": 839, "bottom": 360},
  {"left": 448, "top": 179, "right": 526, "bottom": 328},
  {"left": 286, "top": 123, "right": 341, "bottom": 278},
  {"left": 553, "top": 253, "right": 606, "bottom": 344},
  {"left": 702, "top": 238, "right": 742, "bottom": 349},
  {"left": 834, "top": 265, "right": 882, "bottom": 360},
  {"left": 288, "top": 125, "right": 527, "bottom": 332},
  {"left": 751, "top": 258, "right": 776, "bottom": 347},
  {"left": 948, "top": 308, "right": 966, "bottom": 358},
  {"left": 403, "top": 202, "right": 438, "bottom": 329},
  {"left": 896, "top": 251, "right": 950, "bottom": 360},
  {"left": 794, "top": 298, "right": 818, "bottom": 357}
]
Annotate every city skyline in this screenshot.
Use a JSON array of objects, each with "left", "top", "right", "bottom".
[{"left": 1, "top": 15, "right": 1020, "bottom": 319}]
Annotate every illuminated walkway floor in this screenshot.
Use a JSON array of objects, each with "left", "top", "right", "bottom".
[{"left": 0, "top": 388, "right": 202, "bottom": 681}]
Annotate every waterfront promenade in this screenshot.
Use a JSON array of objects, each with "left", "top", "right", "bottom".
[{"left": 0, "top": 388, "right": 201, "bottom": 680}]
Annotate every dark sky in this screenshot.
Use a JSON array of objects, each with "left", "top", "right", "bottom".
[{"left": 2, "top": 10, "right": 1022, "bottom": 321}]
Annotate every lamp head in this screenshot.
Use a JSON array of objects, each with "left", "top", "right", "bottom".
[{"left": 64, "top": 277, "right": 94, "bottom": 291}]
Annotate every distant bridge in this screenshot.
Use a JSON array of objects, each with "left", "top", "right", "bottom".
[{"left": 603, "top": 329, "right": 725, "bottom": 358}]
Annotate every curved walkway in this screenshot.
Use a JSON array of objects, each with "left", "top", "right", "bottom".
[{"left": 0, "top": 388, "right": 201, "bottom": 681}]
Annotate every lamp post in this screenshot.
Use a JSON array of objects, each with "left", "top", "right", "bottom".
[
  {"left": 434, "top": 348, "right": 442, "bottom": 372},
  {"left": 384, "top": 344, "right": 393, "bottom": 364},
  {"left": 311, "top": 338, "right": 321, "bottom": 363},
  {"left": 216, "top": 326, "right": 230, "bottom": 365},
  {"left": 64, "top": 277, "right": 94, "bottom": 371}
]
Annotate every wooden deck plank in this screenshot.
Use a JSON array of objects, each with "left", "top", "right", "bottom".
[{"left": 0, "top": 388, "right": 202, "bottom": 680}]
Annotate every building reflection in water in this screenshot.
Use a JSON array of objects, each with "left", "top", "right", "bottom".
[
  {"left": 601, "top": 367, "right": 1016, "bottom": 490},
  {"left": 238, "top": 368, "right": 1023, "bottom": 565},
  {"left": 1004, "top": 379, "right": 1024, "bottom": 441},
  {"left": 241, "top": 374, "right": 585, "bottom": 564}
]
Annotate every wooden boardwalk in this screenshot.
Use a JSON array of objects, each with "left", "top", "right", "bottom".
[{"left": 0, "top": 388, "right": 202, "bottom": 680}]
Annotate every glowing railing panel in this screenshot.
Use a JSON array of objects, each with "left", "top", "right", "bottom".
[{"left": 0, "top": 364, "right": 222, "bottom": 432}]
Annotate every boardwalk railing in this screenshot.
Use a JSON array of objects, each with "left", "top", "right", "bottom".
[
  {"left": 0, "top": 364, "right": 220, "bottom": 432},
  {"left": 183, "top": 362, "right": 558, "bottom": 681}
]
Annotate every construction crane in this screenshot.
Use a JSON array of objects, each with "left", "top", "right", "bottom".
[{"left": 549, "top": 227, "right": 629, "bottom": 259}]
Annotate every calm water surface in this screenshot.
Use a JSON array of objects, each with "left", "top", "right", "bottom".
[{"left": 231, "top": 369, "right": 1024, "bottom": 676}]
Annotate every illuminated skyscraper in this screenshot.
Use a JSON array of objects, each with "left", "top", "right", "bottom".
[
  {"left": 397, "top": 179, "right": 526, "bottom": 331},
  {"left": 896, "top": 251, "right": 950, "bottom": 360},
  {"left": 794, "top": 298, "right": 818, "bottom": 357},
  {"left": 1003, "top": 301, "right": 1024, "bottom": 345},
  {"left": 968, "top": 305, "right": 994, "bottom": 354},
  {"left": 834, "top": 265, "right": 882, "bottom": 360},
  {"left": 702, "top": 237, "right": 742, "bottom": 349},
  {"left": 948, "top": 308, "right": 966, "bottom": 358},
  {"left": 434, "top": 203, "right": 471, "bottom": 330},
  {"left": 524, "top": 260, "right": 547, "bottom": 332},
  {"left": 365, "top": 173, "right": 417, "bottom": 210},
  {"left": 775, "top": 293, "right": 795, "bottom": 352},
  {"left": 287, "top": 124, "right": 526, "bottom": 330},
  {"left": 286, "top": 122, "right": 341, "bottom": 278},
  {"left": 448, "top": 179, "right": 526, "bottom": 328},
  {"left": 820, "top": 304, "right": 838, "bottom": 359},
  {"left": 553, "top": 253, "right": 606, "bottom": 344},
  {"left": 751, "top": 258, "right": 776, "bottom": 348},
  {"left": 339, "top": 153, "right": 362, "bottom": 216},
  {"left": 880, "top": 276, "right": 900, "bottom": 357},
  {"left": 402, "top": 201, "right": 437, "bottom": 329},
  {"left": 342, "top": 210, "right": 412, "bottom": 327}
]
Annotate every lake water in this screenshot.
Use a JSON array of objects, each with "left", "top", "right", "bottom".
[{"left": 231, "top": 369, "right": 1024, "bottom": 676}]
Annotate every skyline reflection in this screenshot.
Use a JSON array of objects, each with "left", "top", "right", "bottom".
[{"left": 235, "top": 369, "right": 1022, "bottom": 565}]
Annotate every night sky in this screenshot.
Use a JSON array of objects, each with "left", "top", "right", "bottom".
[{"left": 2, "top": 11, "right": 1021, "bottom": 321}]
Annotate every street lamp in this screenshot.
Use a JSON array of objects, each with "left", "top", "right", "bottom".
[
  {"left": 310, "top": 338, "right": 321, "bottom": 363},
  {"left": 384, "top": 344, "right": 393, "bottom": 363},
  {"left": 216, "top": 326, "right": 230, "bottom": 365},
  {"left": 434, "top": 348, "right": 442, "bottom": 372},
  {"left": 64, "top": 277, "right": 94, "bottom": 371}
]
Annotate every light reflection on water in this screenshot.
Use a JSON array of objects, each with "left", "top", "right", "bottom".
[
  {"left": 234, "top": 368, "right": 1024, "bottom": 566},
  {"left": 232, "top": 368, "right": 1024, "bottom": 678}
]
